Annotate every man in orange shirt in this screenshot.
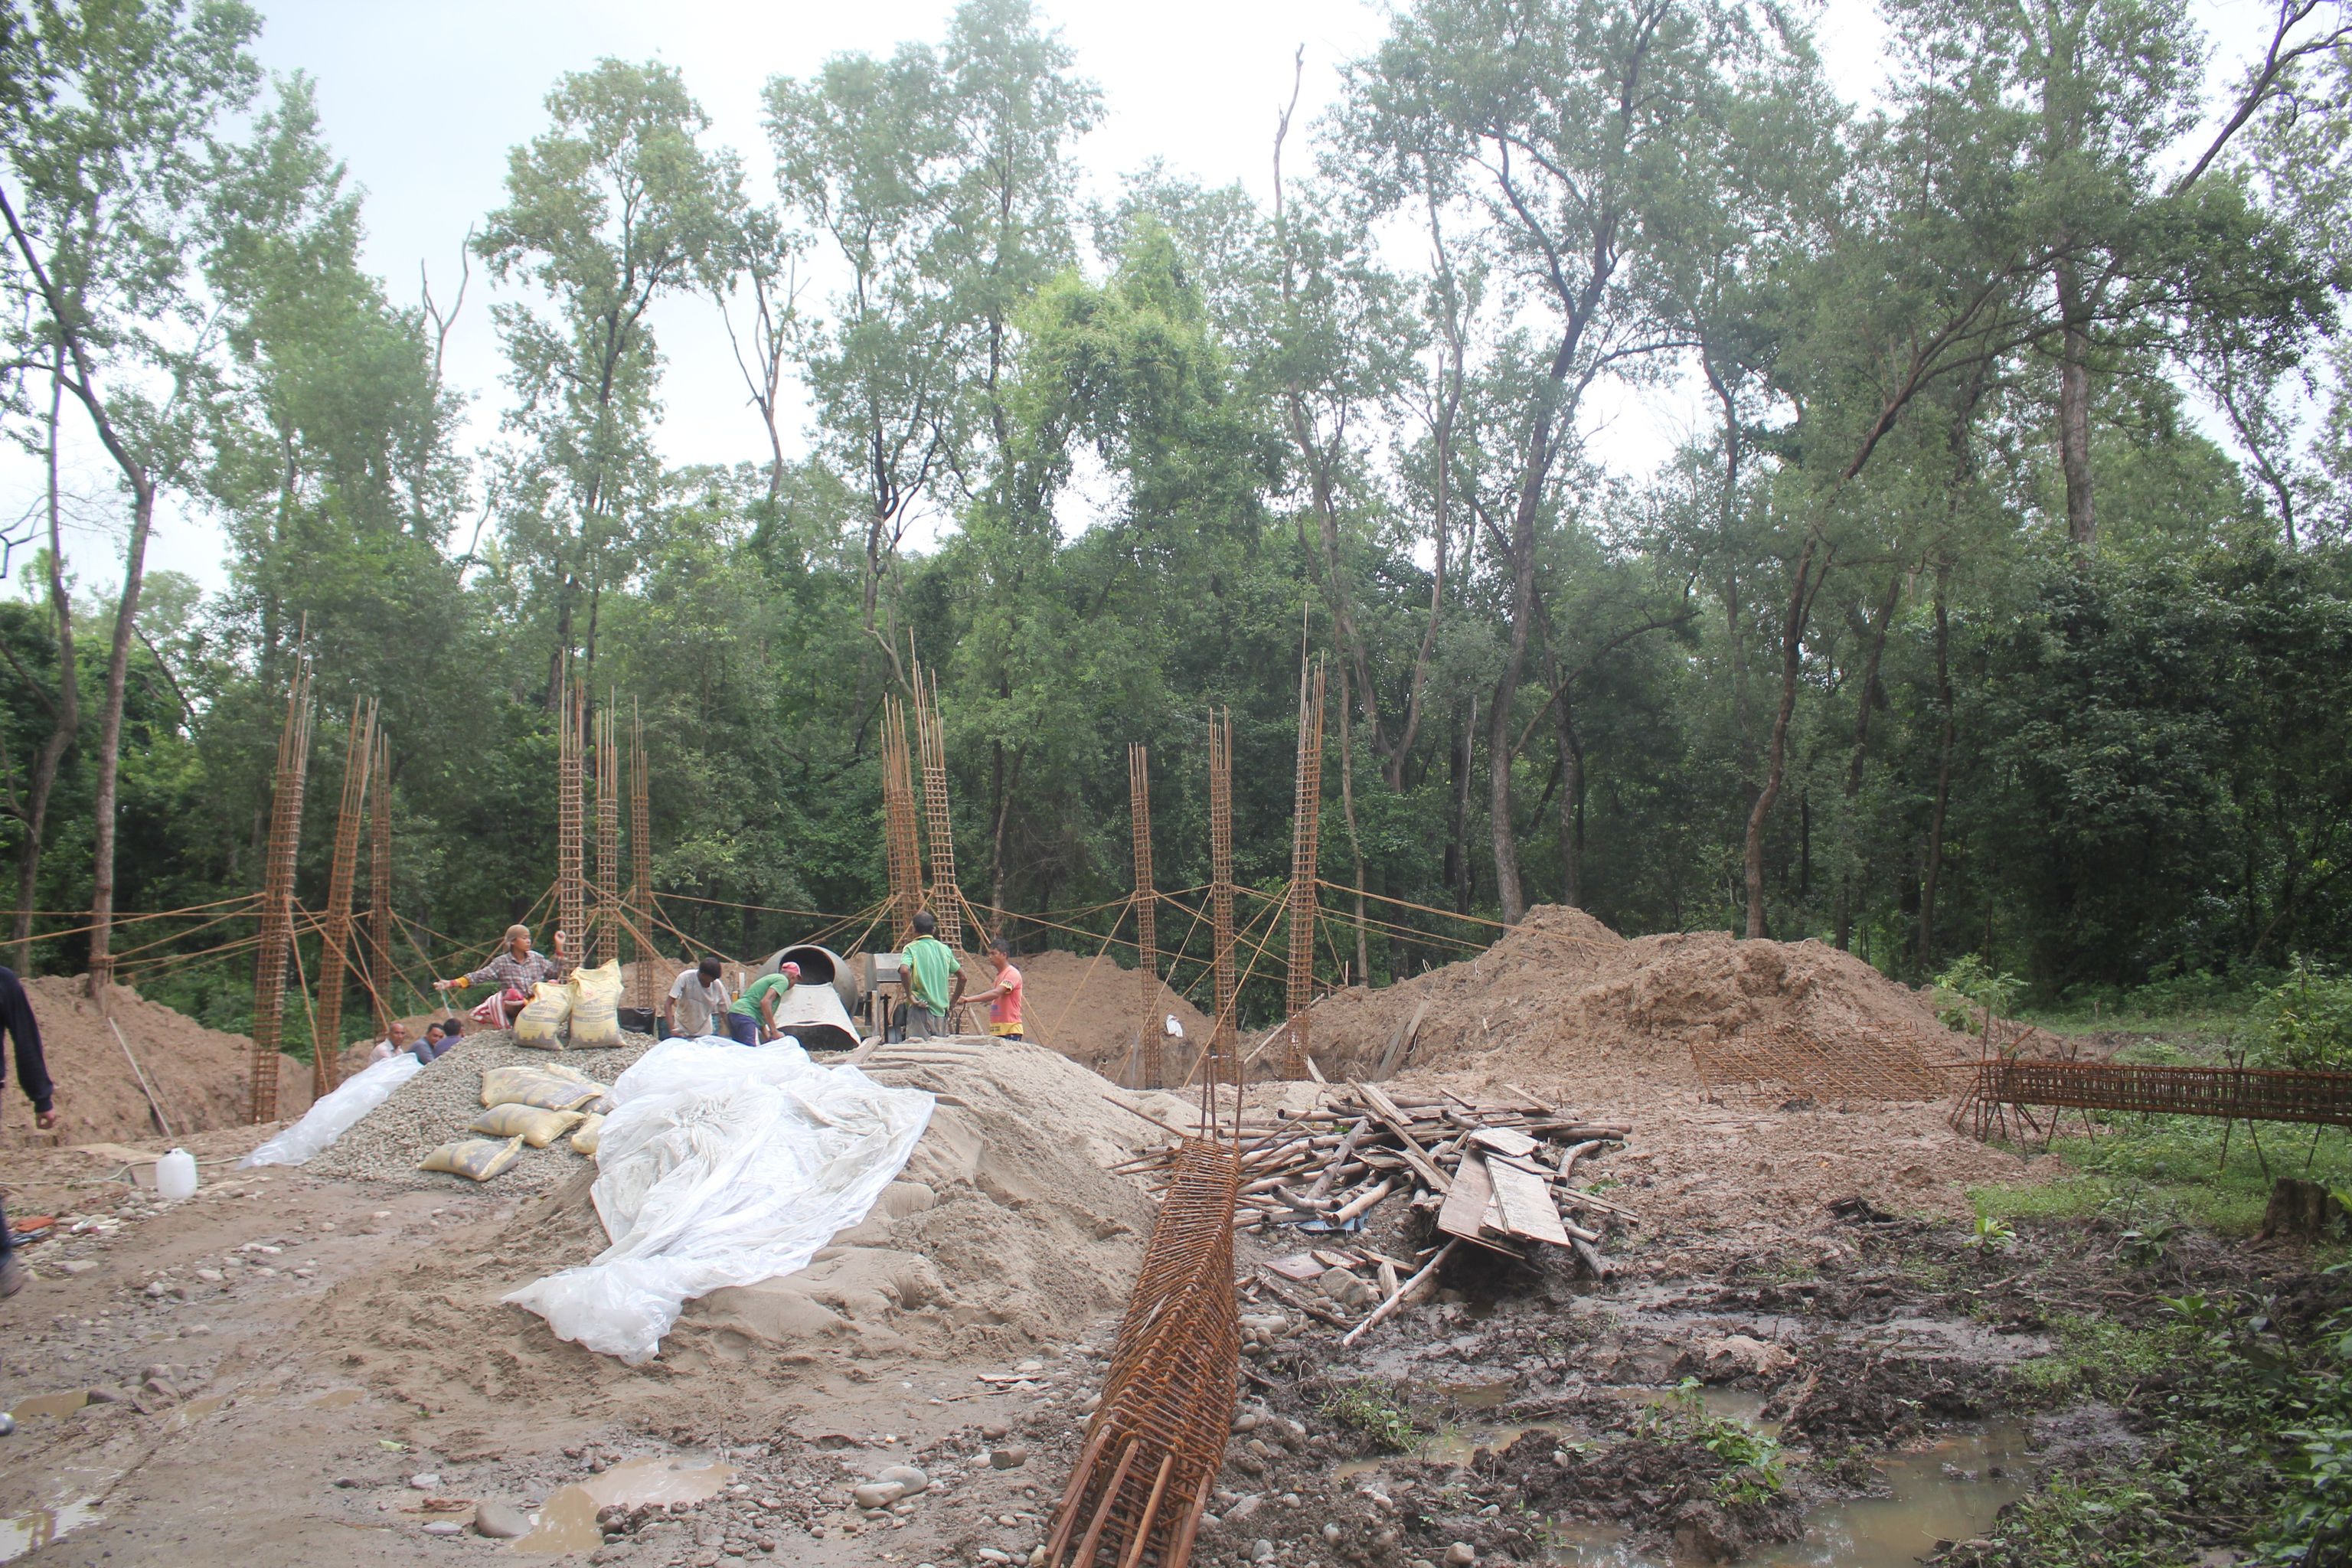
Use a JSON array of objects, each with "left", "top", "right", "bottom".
[{"left": 966, "top": 937, "right": 1025, "bottom": 1041}]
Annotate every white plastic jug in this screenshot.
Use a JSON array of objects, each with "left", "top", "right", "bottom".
[{"left": 154, "top": 1148, "right": 198, "bottom": 1203}]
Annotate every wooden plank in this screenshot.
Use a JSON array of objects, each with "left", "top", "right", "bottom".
[
  {"left": 1468, "top": 1126, "right": 1540, "bottom": 1158},
  {"left": 1375, "top": 999, "right": 1430, "bottom": 1080},
  {"left": 1437, "top": 1150, "right": 1500, "bottom": 1242},
  {"left": 1485, "top": 1154, "right": 1573, "bottom": 1246},
  {"left": 1350, "top": 1080, "right": 1454, "bottom": 1193}
]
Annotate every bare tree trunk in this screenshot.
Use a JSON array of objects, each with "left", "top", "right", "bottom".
[
  {"left": 15, "top": 350, "right": 78, "bottom": 970},
  {"left": 2056, "top": 261, "right": 2096, "bottom": 554},
  {"left": 1919, "top": 562, "right": 1957, "bottom": 964},
  {"left": 1745, "top": 531, "right": 1826, "bottom": 939},
  {"left": 1447, "top": 697, "right": 1474, "bottom": 915},
  {"left": 88, "top": 481, "right": 157, "bottom": 1000},
  {"left": 1556, "top": 701, "right": 1583, "bottom": 909},
  {"left": 1834, "top": 567, "right": 1904, "bottom": 950}
]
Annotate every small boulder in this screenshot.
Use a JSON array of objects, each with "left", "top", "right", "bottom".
[
  {"left": 475, "top": 1500, "right": 532, "bottom": 1540},
  {"left": 850, "top": 1481, "right": 904, "bottom": 1510},
  {"left": 988, "top": 1446, "right": 1028, "bottom": 1471},
  {"left": 874, "top": 1464, "right": 928, "bottom": 1497},
  {"left": 409, "top": 1473, "right": 442, "bottom": 1491},
  {"left": 1446, "top": 1544, "right": 1478, "bottom": 1566}
]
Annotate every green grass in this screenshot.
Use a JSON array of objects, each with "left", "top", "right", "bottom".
[
  {"left": 1969, "top": 1112, "right": 2352, "bottom": 1236},
  {"left": 1321, "top": 1380, "right": 1419, "bottom": 1452}
]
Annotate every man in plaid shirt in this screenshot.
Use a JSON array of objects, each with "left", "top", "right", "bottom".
[{"left": 435, "top": 924, "right": 573, "bottom": 1026}]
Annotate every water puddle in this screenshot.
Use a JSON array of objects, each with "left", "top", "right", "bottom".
[
  {"left": 308, "top": 1388, "right": 365, "bottom": 1410},
  {"left": 1546, "top": 1420, "right": 2031, "bottom": 1566},
  {"left": 0, "top": 1469, "right": 116, "bottom": 1563},
  {"left": 7, "top": 1392, "right": 87, "bottom": 1421},
  {"left": 511, "top": 1456, "right": 737, "bottom": 1554}
]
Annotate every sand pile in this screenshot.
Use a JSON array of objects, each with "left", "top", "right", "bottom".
[
  {"left": 1016, "top": 949, "right": 1214, "bottom": 1081},
  {"left": 3, "top": 975, "right": 312, "bottom": 1148},
  {"left": 1303, "top": 905, "right": 1970, "bottom": 1100},
  {"left": 312, "top": 1039, "right": 1177, "bottom": 1417}
]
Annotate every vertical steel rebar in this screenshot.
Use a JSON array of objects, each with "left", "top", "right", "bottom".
[
  {"left": 1282, "top": 659, "right": 1325, "bottom": 1079},
  {"left": 595, "top": 701, "right": 621, "bottom": 966},
  {"left": 557, "top": 675, "right": 585, "bottom": 960},
  {"left": 1207, "top": 709, "right": 1236, "bottom": 1126},
  {"left": 314, "top": 700, "right": 374, "bottom": 1098},
  {"left": 1129, "top": 743, "right": 1160, "bottom": 1089},
  {"left": 249, "top": 655, "right": 315, "bottom": 1123},
  {"left": 631, "top": 701, "right": 653, "bottom": 1012},
  {"left": 368, "top": 724, "right": 392, "bottom": 1034},
  {"left": 913, "top": 666, "right": 963, "bottom": 952},
  {"left": 881, "top": 697, "right": 925, "bottom": 950}
]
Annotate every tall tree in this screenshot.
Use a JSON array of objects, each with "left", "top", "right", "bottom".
[
  {"left": 475, "top": 57, "right": 740, "bottom": 704},
  {"left": 0, "top": 0, "right": 261, "bottom": 997}
]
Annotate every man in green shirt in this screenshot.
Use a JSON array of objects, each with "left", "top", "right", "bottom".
[
  {"left": 727, "top": 961, "right": 800, "bottom": 1046},
  {"left": 899, "top": 911, "right": 962, "bottom": 1038}
]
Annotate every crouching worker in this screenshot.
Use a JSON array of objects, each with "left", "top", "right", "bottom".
[
  {"left": 433, "top": 925, "right": 570, "bottom": 1027},
  {"left": 726, "top": 962, "right": 799, "bottom": 1047},
  {"left": 899, "top": 911, "right": 961, "bottom": 1039},
  {"left": 664, "top": 956, "right": 730, "bottom": 1040}
]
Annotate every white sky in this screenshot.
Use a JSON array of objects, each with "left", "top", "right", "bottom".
[{"left": 3, "top": 0, "right": 2284, "bottom": 602}]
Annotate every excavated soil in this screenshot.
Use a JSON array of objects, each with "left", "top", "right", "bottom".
[
  {"left": 1305, "top": 904, "right": 1973, "bottom": 1100},
  {"left": 2, "top": 975, "right": 312, "bottom": 1149}
]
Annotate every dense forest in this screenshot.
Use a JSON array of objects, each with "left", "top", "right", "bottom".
[{"left": 1, "top": 0, "right": 2348, "bottom": 1044}]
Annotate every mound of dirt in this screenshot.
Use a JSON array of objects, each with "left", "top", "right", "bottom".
[
  {"left": 315, "top": 1038, "right": 1178, "bottom": 1417},
  {"left": 2, "top": 975, "right": 312, "bottom": 1149},
  {"left": 1304, "top": 904, "right": 1971, "bottom": 1101},
  {"left": 1013, "top": 949, "right": 1214, "bottom": 1083}
]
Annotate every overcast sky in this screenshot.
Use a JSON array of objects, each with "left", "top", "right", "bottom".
[{"left": 9, "top": 0, "right": 2275, "bottom": 599}]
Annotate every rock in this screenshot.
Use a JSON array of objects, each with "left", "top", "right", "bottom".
[
  {"left": 1251, "top": 1541, "right": 1276, "bottom": 1563},
  {"left": 422, "top": 1521, "right": 463, "bottom": 1536},
  {"left": 977, "top": 1551, "right": 1013, "bottom": 1565},
  {"left": 980, "top": 1422, "right": 1011, "bottom": 1440},
  {"left": 84, "top": 1386, "right": 136, "bottom": 1405},
  {"left": 1013, "top": 1359, "right": 1045, "bottom": 1374},
  {"left": 142, "top": 1281, "right": 167, "bottom": 1298},
  {"left": 1446, "top": 1544, "right": 1477, "bottom": 1566},
  {"left": 988, "top": 1446, "right": 1027, "bottom": 1470},
  {"left": 140, "top": 1377, "right": 181, "bottom": 1400},
  {"left": 1323, "top": 1522, "right": 1344, "bottom": 1544},
  {"left": 194, "top": 1269, "right": 224, "bottom": 1285},
  {"left": 410, "top": 1473, "right": 443, "bottom": 1491},
  {"left": 54, "top": 1260, "right": 96, "bottom": 1277},
  {"left": 875, "top": 1464, "right": 928, "bottom": 1497},
  {"left": 332, "top": 1477, "right": 365, "bottom": 1489},
  {"left": 1698, "top": 1334, "right": 1797, "bottom": 1377},
  {"left": 850, "top": 1481, "right": 904, "bottom": 1510},
  {"left": 476, "top": 1501, "right": 532, "bottom": 1540}
]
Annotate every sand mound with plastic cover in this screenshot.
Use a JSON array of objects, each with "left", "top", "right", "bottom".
[
  {"left": 312, "top": 1039, "right": 1178, "bottom": 1413},
  {"left": 1304, "top": 905, "right": 1971, "bottom": 1099},
  {"left": 2, "top": 975, "right": 312, "bottom": 1148}
]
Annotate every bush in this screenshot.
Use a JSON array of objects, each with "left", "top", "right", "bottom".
[{"left": 2248, "top": 956, "right": 2352, "bottom": 1072}]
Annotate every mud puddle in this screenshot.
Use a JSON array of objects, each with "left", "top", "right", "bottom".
[
  {"left": 512, "top": 1455, "right": 737, "bottom": 1553},
  {"left": 0, "top": 1469, "right": 116, "bottom": 1563},
  {"left": 1545, "top": 1421, "right": 2030, "bottom": 1566}
]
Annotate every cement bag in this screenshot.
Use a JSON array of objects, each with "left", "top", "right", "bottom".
[
  {"left": 570, "top": 1112, "right": 606, "bottom": 1156},
  {"left": 568, "top": 960, "right": 625, "bottom": 1049},
  {"left": 482, "top": 1063, "right": 606, "bottom": 1113},
  {"left": 514, "top": 980, "right": 573, "bottom": 1049},
  {"left": 504, "top": 1037, "right": 933, "bottom": 1363},
  {"left": 470, "top": 1104, "right": 586, "bottom": 1148},
  {"left": 420, "top": 1135, "right": 526, "bottom": 1182},
  {"left": 240, "top": 1054, "right": 424, "bottom": 1168}
]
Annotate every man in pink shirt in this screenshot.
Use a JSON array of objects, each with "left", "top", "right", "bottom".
[{"left": 967, "top": 937, "right": 1025, "bottom": 1041}]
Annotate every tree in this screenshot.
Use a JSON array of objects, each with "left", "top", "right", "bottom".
[
  {"left": 475, "top": 57, "right": 740, "bottom": 704},
  {"left": 0, "top": 0, "right": 261, "bottom": 997}
]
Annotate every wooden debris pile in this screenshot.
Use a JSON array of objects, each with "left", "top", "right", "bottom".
[{"left": 1115, "top": 1078, "right": 1634, "bottom": 1338}]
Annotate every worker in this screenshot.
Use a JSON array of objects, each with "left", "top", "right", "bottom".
[
  {"left": 965, "top": 937, "right": 1026, "bottom": 1041},
  {"left": 664, "top": 955, "right": 730, "bottom": 1040},
  {"left": 412, "top": 1021, "right": 459, "bottom": 1064},
  {"left": 367, "top": 1021, "right": 413, "bottom": 1064},
  {"left": 0, "top": 967, "right": 57, "bottom": 1298},
  {"left": 434, "top": 925, "right": 570, "bottom": 1027},
  {"left": 725, "top": 961, "right": 800, "bottom": 1047},
  {"left": 898, "top": 911, "right": 962, "bottom": 1039}
]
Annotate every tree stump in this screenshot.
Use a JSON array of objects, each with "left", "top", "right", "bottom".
[{"left": 2260, "top": 1178, "right": 2345, "bottom": 1239}]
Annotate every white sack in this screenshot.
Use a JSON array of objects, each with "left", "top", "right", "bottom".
[
  {"left": 239, "top": 1054, "right": 424, "bottom": 1168},
  {"left": 502, "top": 1035, "right": 933, "bottom": 1363}
]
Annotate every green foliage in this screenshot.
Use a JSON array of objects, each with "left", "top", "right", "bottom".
[
  {"left": 2249, "top": 956, "right": 2352, "bottom": 1071},
  {"left": 1321, "top": 1381, "right": 1419, "bottom": 1453},
  {"left": 1937, "top": 955, "right": 2024, "bottom": 1034}
]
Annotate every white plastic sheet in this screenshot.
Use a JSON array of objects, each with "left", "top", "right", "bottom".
[
  {"left": 238, "top": 1054, "right": 424, "bottom": 1168},
  {"left": 503, "top": 1035, "right": 933, "bottom": 1363}
]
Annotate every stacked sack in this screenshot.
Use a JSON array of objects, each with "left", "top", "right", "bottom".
[
  {"left": 416, "top": 1060, "right": 615, "bottom": 1181},
  {"left": 514, "top": 959, "right": 626, "bottom": 1050}
]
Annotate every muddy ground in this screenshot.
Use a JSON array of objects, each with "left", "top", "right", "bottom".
[{"left": 0, "top": 1099, "right": 2331, "bottom": 1568}]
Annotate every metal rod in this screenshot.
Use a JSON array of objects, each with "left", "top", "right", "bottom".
[
  {"left": 1282, "top": 658, "right": 1325, "bottom": 1080},
  {"left": 631, "top": 700, "right": 653, "bottom": 1011},
  {"left": 1130, "top": 743, "right": 1160, "bottom": 1089},
  {"left": 314, "top": 700, "right": 374, "bottom": 1097},
  {"left": 248, "top": 654, "right": 314, "bottom": 1122}
]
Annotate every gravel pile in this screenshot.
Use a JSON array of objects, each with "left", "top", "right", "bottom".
[{"left": 306, "top": 1027, "right": 659, "bottom": 1192}]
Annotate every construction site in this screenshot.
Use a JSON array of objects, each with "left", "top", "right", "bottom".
[{"left": 0, "top": 653, "right": 2339, "bottom": 1568}]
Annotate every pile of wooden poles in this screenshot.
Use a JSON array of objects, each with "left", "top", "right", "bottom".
[{"left": 1112, "top": 1077, "right": 1635, "bottom": 1305}]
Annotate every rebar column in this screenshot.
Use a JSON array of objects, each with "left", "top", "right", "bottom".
[
  {"left": 1129, "top": 743, "right": 1160, "bottom": 1088},
  {"left": 249, "top": 656, "right": 315, "bottom": 1123},
  {"left": 1207, "top": 709, "right": 1236, "bottom": 1119},
  {"left": 630, "top": 701, "right": 653, "bottom": 1012},
  {"left": 368, "top": 724, "right": 392, "bottom": 1034},
  {"left": 1281, "top": 659, "right": 1325, "bottom": 1080},
  {"left": 880, "top": 696, "right": 925, "bottom": 949},
  {"left": 314, "top": 700, "right": 374, "bottom": 1098},
  {"left": 595, "top": 703, "right": 621, "bottom": 965},
  {"left": 913, "top": 666, "right": 964, "bottom": 951},
  {"left": 558, "top": 676, "right": 585, "bottom": 959}
]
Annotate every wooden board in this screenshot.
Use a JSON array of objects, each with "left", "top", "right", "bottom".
[
  {"left": 1485, "top": 1155, "right": 1573, "bottom": 1246},
  {"left": 1468, "top": 1126, "right": 1540, "bottom": 1158},
  {"left": 1437, "top": 1150, "right": 1504, "bottom": 1243}
]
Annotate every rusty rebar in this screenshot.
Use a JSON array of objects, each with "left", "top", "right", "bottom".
[
  {"left": 314, "top": 699, "right": 374, "bottom": 1098},
  {"left": 631, "top": 701, "right": 653, "bottom": 1012},
  {"left": 913, "top": 665, "right": 963, "bottom": 952},
  {"left": 368, "top": 723, "right": 392, "bottom": 1033},
  {"left": 881, "top": 696, "right": 925, "bottom": 950},
  {"left": 1131, "top": 743, "right": 1160, "bottom": 1089},
  {"left": 596, "top": 701, "right": 621, "bottom": 965},
  {"left": 1207, "top": 710, "right": 1236, "bottom": 1123},
  {"left": 558, "top": 675, "right": 585, "bottom": 957},
  {"left": 249, "top": 655, "right": 315, "bottom": 1123},
  {"left": 1957, "top": 1059, "right": 2352, "bottom": 1135},
  {"left": 1281, "top": 658, "right": 1325, "bottom": 1080}
]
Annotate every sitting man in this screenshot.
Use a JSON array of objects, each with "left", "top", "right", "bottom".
[{"left": 367, "top": 1020, "right": 413, "bottom": 1064}]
